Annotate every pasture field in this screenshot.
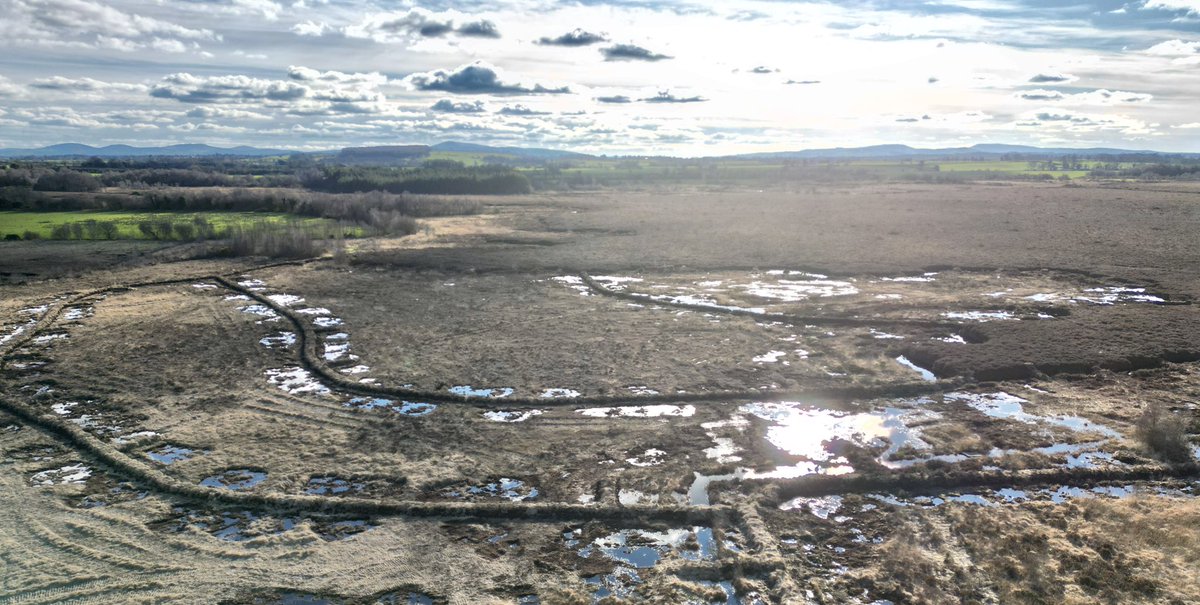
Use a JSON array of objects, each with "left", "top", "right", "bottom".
[
  {"left": 1, "top": 180, "right": 1199, "bottom": 604},
  {"left": 0, "top": 210, "right": 344, "bottom": 240}
]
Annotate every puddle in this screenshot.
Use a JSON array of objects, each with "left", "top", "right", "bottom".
[
  {"left": 313, "top": 317, "right": 343, "bottom": 328},
  {"left": 704, "top": 436, "right": 743, "bottom": 464},
  {"left": 483, "top": 410, "right": 543, "bottom": 422},
  {"left": 260, "top": 332, "right": 297, "bottom": 349},
  {"left": 589, "top": 275, "right": 644, "bottom": 291},
  {"left": 449, "top": 385, "right": 514, "bottom": 399},
  {"left": 737, "top": 274, "right": 858, "bottom": 301},
  {"left": 943, "top": 310, "right": 1017, "bottom": 322},
  {"left": 265, "top": 367, "right": 331, "bottom": 396},
  {"left": 578, "top": 404, "right": 696, "bottom": 418},
  {"left": 935, "top": 334, "right": 967, "bottom": 344},
  {"left": 626, "top": 448, "right": 667, "bottom": 467},
  {"left": 111, "top": 430, "right": 159, "bottom": 445},
  {"left": 869, "top": 329, "right": 905, "bottom": 340},
  {"left": 314, "top": 519, "right": 376, "bottom": 542},
  {"left": 146, "top": 445, "right": 198, "bottom": 465},
  {"left": 1018, "top": 287, "right": 1165, "bottom": 306},
  {"left": 895, "top": 355, "right": 937, "bottom": 382},
  {"left": 323, "top": 342, "right": 351, "bottom": 361},
  {"left": 296, "top": 307, "right": 331, "bottom": 316},
  {"left": 200, "top": 469, "right": 267, "bottom": 491},
  {"left": 1075, "top": 287, "right": 1165, "bottom": 305},
  {"left": 32, "top": 333, "right": 69, "bottom": 345},
  {"left": 947, "top": 391, "right": 1121, "bottom": 438},
  {"left": 345, "top": 397, "right": 436, "bottom": 416},
  {"left": 641, "top": 293, "right": 765, "bottom": 315},
  {"left": 236, "top": 278, "right": 267, "bottom": 291},
  {"left": 445, "top": 478, "right": 538, "bottom": 502},
  {"left": 584, "top": 568, "right": 640, "bottom": 602},
  {"left": 868, "top": 482, "right": 1189, "bottom": 508},
  {"left": 305, "top": 476, "right": 366, "bottom": 496},
  {"left": 164, "top": 508, "right": 300, "bottom": 542},
  {"left": 752, "top": 350, "right": 788, "bottom": 363},
  {"left": 31, "top": 463, "right": 92, "bottom": 486},
  {"left": 62, "top": 306, "right": 93, "bottom": 321},
  {"left": 618, "top": 489, "right": 658, "bottom": 506},
  {"left": 51, "top": 401, "right": 79, "bottom": 415},
  {"left": 540, "top": 388, "right": 581, "bottom": 399},
  {"left": 340, "top": 365, "right": 371, "bottom": 374},
  {"left": 192, "top": 283, "right": 218, "bottom": 290},
  {"left": 626, "top": 386, "right": 660, "bottom": 396},
  {"left": 551, "top": 275, "right": 593, "bottom": 296},
  {"left": 78, "top": 481, "right": 148, "bottom": 509},
  {"left": 691, "top": 402, "right": 943, "bottom": 503},
  {"left": 237, "top": 304, "right": 279, "bottom": 324},
  {"left": 780, "top": 494, "right": 843, "bottom": 518},
  {"left": 880, "top": 273, "right": 937, "bottom": 282},
  {"left": 224, "top": 294, "right": 251, "bottom": 302},
  {"left": 570, "top": 525, "right": 717, "bottom": 602},
  {"left": 267, "top": 294, "right": 305, "bottom": 307}
]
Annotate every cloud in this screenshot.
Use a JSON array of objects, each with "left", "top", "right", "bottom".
[
  {"left": 0, "top": 75, "right": 24, "bottom": 98},
  {"left": 1019, "top": 89, "right": 1065, "bottom": 101},
  {"left": 345, "top": 9, "right": 500, "bottom": 43},
  {"left": 749, "top": 66, "right": 778, "bottom": 74},
  {"left": 404, "top": 62, "right": 570, "bottom": 95},
  {"left": 928, "top": 76, "right": 940, "bottom": 83},
  {"left": 457, "top": 20, "right": 500, "bottom": 38},
  {"left": 185, "top": 106, "right": 269, "bottom": 120},
  {"left": 177, "top": 0, "right": 283, "bottom": 20},
  {"left": 785, "top": 79, "right": 821, "bottom": 85},
  {"left": 1145, "top": 39, "right": 1200, "bottom": 55},
  {"left": 29, "top": 76, "right": 146, "bottom": 93},
  {"left": 2, "top": 0, "right": 216, "bottom": 54},
  {"left": 1035, "top": 112, "right": 1090, "bottom": 122},
  {"left": 233, "top": 50, "right": 268, "bottom": 60},
  {"left": 292, "top": 20, "right": 331, "bottom": 37},
  {"left": 1175, "top": 122, "right": 1200, "bottom": 128},
  {"left": 151, "top": 73, "right": 309, "bottom": 103},
  {"left": 537, "top": 29, "right": 607, "bottom": 46},
  {"left": 1029, "top": 73, "right": 1077, "bottom": 83},
  {"left": 1142, "top": 0, "right": 1200, "bottom": 15},
  {"left": 640, "top": 91, "right": 706, "bottom": 103},
  {"left": 595, "top": 95, "right": 632, "bottom": 103},
  {"left": 286, "top": 66, "right": 388, "bottom": 87},
  {"left": 601, "top": 44, "right": 672, "bottom": 62},
  {"left": 498, "top": 104, "right": 548, "bottom": 116},
  {"left": 1144, "top": 40, "right": 1200, "bottom": 64},
  {"left": 431, "top": 99, "right": 486, "bottom": 113},
  {"left": 1017, "top": 88, "right": 1153, "bottom": 104}
]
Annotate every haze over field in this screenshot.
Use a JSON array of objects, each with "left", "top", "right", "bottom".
[{"left": 2, "top": 0, "right": 1200, "bottom": 154}]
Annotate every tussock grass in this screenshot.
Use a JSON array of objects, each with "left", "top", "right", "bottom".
[{"left": 1136, "top": 402, "right": 1193, "bottom": 464}]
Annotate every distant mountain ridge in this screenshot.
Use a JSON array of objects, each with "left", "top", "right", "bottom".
[
  {"left": 1, "top": 141, "right": 1194, "bottom": 160},
  {"left": 0, "top": 143, "right": 291, "bottom": 158}
]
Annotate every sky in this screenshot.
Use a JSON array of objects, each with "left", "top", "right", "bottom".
[{"left": 1, "top": 0, "right": 1199, "bottom": 155}]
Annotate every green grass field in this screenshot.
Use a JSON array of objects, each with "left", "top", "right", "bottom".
[{"left": 0, "top": 211, "right": 341, "bottom": 240}]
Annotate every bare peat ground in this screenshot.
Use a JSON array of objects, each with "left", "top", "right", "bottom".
[{"left": 2, "top": 181, "right": 1200, "bottom": 604}]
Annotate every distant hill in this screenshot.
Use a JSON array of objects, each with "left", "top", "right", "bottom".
[
  {"left": 430, "top": 141, "right": 591, "bottom": 159},
  {"left": 330, "top": 141, "right": 591, "bottom": 166},
  {"left": 728, "top": 143, "right": 1185, "bottom": 160},
  {"left": 0, "top": 143, "right": 291, "bottom": 158}
]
